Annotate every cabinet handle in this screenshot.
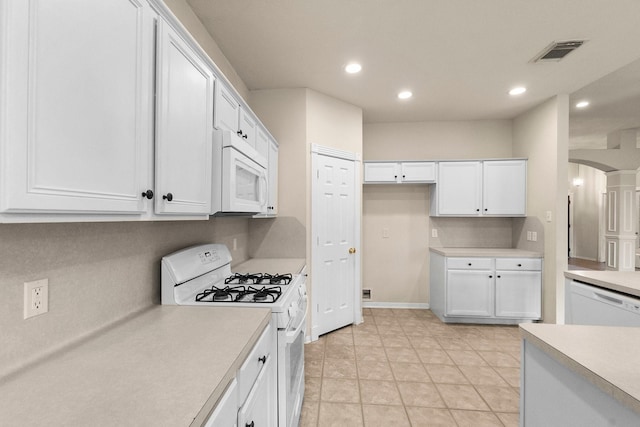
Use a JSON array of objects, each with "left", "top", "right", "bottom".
[
  {"left": 394, "top": 175, "right": 398, "bottom": 179},
  {"left": 484, "top": 208, "right": 488, "bottom": 211},
  {"left": 141, "top": 189, "right": 154, "bottom": 200},
  {"left": 468, "top": 263, "right": 472, "bottom": 266},
  {"left": 162, "top": 193, "right": 173, "bottom": 202},
  {"left": 258, "top": 355, "right": 267, "bottom": 364},
  {"left": 246, "top": 422, "right": 254, "bottom": 427},
  {"left": 243, "top": 133, "right": 248, "bottom": 139},
  {"left": 402, "top": 175, "right": 406, "bottom": 178},
  {"left": 489, "top": 275, "right": 493, "bottom": 278},
  {"left": 517, "top": 264, "right": 522, "bottom": 267},
  {"left": 237, "top": 130, "right": 243, "bottom": 136},
  {"left": 476, "top": 209, "right": 480, "bottom": 212},
  {"left": 497, "top": 275, "right": 501, "bottom": 278}
]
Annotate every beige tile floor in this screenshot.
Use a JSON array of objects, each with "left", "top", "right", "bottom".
[{"left": 300, "top": 308, "right": 521, "bottom": 427}]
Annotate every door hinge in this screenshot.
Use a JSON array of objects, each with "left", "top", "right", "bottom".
[{"left": 317, "top": 169, "right": 319, "bottom": 179}]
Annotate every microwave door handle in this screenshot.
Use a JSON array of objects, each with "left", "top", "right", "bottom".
[{"left": 260, "top": 175, "right": 267, "bottom": 207}]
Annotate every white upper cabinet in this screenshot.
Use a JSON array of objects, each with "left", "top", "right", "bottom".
[
  {"left": 0, "top": 0, "right": 155, "bottom": 215},
  {"left": 364, "top": 162, "right": 436, "bottom": 184},
  {"left": 154, "top": 19, "right": 214, "bottom": 215},
  {"left": 215, "top": 84, "right": 241, "bottom": 136},
  {"left": 431, "top": 160, "right": 526, "bottom": 217},
  {"left": 483, "top": 159, "right": 527, "bottom": 215},
  {"left": 433, "top": 161, "right": 483, "bottom": 215},
  {"left": 214, "top": 83, "right": 258, "bottom": 149}
]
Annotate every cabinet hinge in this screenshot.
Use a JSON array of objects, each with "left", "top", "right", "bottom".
[{"left": 317, "top": 304, "right": 319, "bottom": 313}]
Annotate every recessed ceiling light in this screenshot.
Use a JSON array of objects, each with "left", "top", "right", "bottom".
[
  {"left": 345, "top": 63, "right": 362, "bottom": 74},
  {"left": 575, "top": 100, "right": 590, "bottom": 108},
  {"left": 509, "top": 87, "right": 527, "bottom": 96},
  {"left": 398, "top": 91, "right": 413, "bottom": 99}
]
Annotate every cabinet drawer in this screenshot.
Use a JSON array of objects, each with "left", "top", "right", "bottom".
[
  {"left": 447, "top": 257, "right": 493, "bottom": 270},
  {"left": 495, "top": 258, "right": 541, "bottom": 271},
  {"left": 237, "top": 323, "right": 273, "bottom": 404}
]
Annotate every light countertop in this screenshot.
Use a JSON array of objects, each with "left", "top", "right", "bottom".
[
  {"left": 0, "top": 306, "right": 271, "bottom": 427},
  {"left": 430, "top": 247, "right": 542, "bottom": 258},
  {"left": 520, "top": 323, "right": 640, "bottom": 415},
  {"left": 565, "top": 270, "right": 640, "bottom": 298}
]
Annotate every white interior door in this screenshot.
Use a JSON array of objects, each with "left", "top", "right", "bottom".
[{"left": 312, "top": 148, "right": 359, "bottom": 337}]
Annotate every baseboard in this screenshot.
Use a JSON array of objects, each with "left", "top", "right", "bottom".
[{"left": 362, "top": 302, "right": 430, "bottom": 310}]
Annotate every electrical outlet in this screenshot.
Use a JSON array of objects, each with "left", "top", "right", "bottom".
[
  {"left": 431, "top": 229, "right": 438, "bottom": 238},
  {"left": 382, "top": 228, "right": 390, "bottom": 238},
  {"left": 24, "top": 279, "right": 48, "bottom": 319}
]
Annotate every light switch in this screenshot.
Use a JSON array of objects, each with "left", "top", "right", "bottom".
[
  {"left": 545, "top": 211, "right": 552, "bottom": 222},
  {"left": 431, "top": 229, "right": 438, "bottom": 238},
  {"left": 532, "top": 231, "right": 537, "bottom": 241}
]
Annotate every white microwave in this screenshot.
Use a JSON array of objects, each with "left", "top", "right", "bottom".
[{"left": 212, "top": 130, "right": 268, "bottom": 215}]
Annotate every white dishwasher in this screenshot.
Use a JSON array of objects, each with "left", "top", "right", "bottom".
[{"left": 566, "top": 280, "right": 640, "bottom": 326}]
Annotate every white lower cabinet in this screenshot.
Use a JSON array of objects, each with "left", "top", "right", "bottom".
[
  {"left": 204, "top": 379, "right": 238, "bottom": 427},
  {"left": 204, "top": 322, "right": 277, "bottom": 427},
  {"left": 430, "top": 253, "right": 542, "bottom": 324},
  {"left": 238, "top": 355, "right": 276, "bottom": 427},
  {"left": 446, "top": 270, "right": 494, "bottom": 317}
]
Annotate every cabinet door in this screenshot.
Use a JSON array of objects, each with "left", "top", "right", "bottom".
[
  {"left": 237, "top": 355, "right": 277, "bottom": 427},
  {"left": 483, "top": 160, "right": 526, "bottom": 216},
  {"left": 239, "top": 108, "right": 258, "bottom": 149},
  {"left": 495, "top": 270, "right": 541, "bottom": 318},
  {"left": 267, "top": 139, "right": 279, "bottom": 214},
  {"left": 155, "top": 20, "right": 213, "bottom": 215},
  {"left": 204, "top": 378, "right": 238, "bottom": 427},
  {"left": 214, "top": 83, "right": 241, "bottom": 134},
  {"left": 437, "top": 162, "right": 482, "bottom": 215},
  {"left": 446, "top": 270, "right": 494, "bottom": 317},
  {"left": 363, "top": 163, "right": 400, "bottom": 183},
  {"left": 0, "top": 0, "right": 154, "bottom": 214},
  {"left": 401, "top": 162, "right": 436, "bottom": 183}
]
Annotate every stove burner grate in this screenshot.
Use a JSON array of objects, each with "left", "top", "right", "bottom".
[
  {"left": 195, "top": 285, "right": 244, "bottom": 302},
  {"left": 238, "top": 286, "right": 282, "bottom": 303}
]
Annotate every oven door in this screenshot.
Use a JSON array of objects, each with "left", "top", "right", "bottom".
[
  {"left": 222, "top": 147, "right": 267, "bottom": 214},
  {"left": 278, "top": 298, "right": 306, "bottom": 427}
]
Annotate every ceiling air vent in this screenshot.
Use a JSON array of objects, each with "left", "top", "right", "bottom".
[{"left": 532, "top": 40, "right": 586, "bottom": 62}]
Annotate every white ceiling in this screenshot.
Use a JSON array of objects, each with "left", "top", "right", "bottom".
[{"left": 187, "top": 0, "right": 640, "bottom": 147}]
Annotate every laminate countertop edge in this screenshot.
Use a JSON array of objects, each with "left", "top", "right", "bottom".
[
  {"left": 520, "top": 323, "right": 640, "bottom": 416},
  {"left": 429, "top": 247, "right": 543, "bottom": 258}
]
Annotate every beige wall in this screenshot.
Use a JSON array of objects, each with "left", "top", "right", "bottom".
[
  {"left": 364, "top": 120, "right": 513, "bottom": 160},
  {"left": 0, "top": 218, "right": 249, "bottom": 378},
  {"left": 513, "top": 95, "right": 569, "bottom": 323},
  {"left": 363, "top": 120, "right": 513, "bottom": 305},
  {"left": 163, "top": 0, "right": 249, "bottom": 100}
]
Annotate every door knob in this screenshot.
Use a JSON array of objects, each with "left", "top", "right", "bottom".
[{"left": 349, "top": 248, "right": 356, "bottom": 254}]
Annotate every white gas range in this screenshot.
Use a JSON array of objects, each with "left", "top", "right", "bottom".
[{"left": 161, "top": 244, "right": 307, "bottom": 427}]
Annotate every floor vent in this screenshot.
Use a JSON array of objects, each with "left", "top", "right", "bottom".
[
  {"left": 362, "top": 289, "right": 371, "bottom": 299},
  {"left": 532, "top": 40, "right": 586, "bottom": 62}
]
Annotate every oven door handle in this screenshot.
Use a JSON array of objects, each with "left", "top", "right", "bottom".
[{"left": 285, "top": 297, "right": 307, "bottom": 344}]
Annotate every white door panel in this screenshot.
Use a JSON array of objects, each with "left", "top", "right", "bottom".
[{"left": 314, "top": 155, "right": 356, "bottom": 335}]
